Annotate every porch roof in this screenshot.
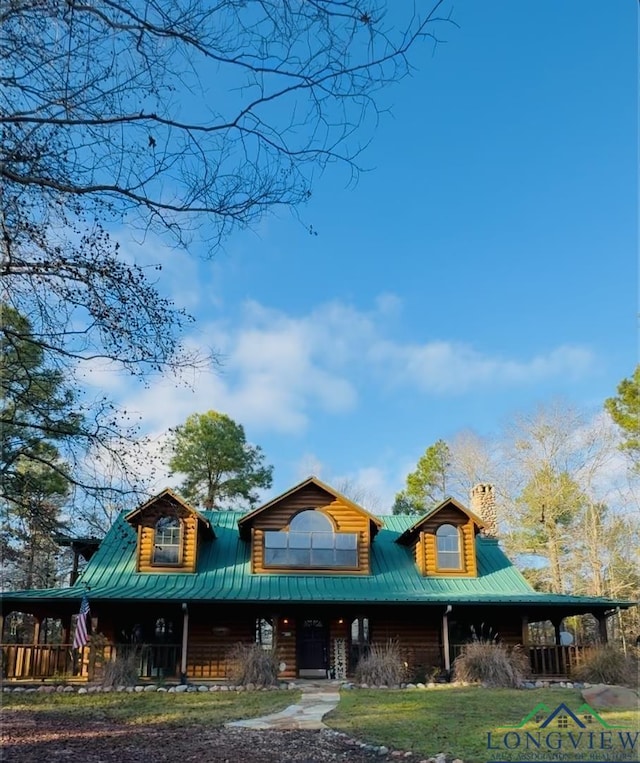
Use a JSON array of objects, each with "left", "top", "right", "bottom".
[{"left": 1, "top": 513, "right": 630, "bottom": 613}]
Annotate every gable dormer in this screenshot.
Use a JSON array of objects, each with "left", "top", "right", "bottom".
[
  {"left": 125, "top": 488, "right": 215, "bottom": 573},
  {"left": 238, "top": 476, "right": 382, "bottom": 575},
  {"left": 396, "top": 497, "right": 483, "bottom": 577}
]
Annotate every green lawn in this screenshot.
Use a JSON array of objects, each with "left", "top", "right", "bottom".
[
  {"left": 1, "top": 689, "right": 299, "bottom": 727},
  {"left": 326, "top": 687, "right": 640, "bottom": 763}
]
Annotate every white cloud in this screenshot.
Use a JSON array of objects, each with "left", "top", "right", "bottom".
[
  {"left": 114, "top": 296, "right": 596, "bottom": 442},
  {"left": 372, "top": 341, "right": 594, "bottom": 394}
]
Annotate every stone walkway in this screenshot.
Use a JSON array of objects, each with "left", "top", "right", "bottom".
[{"left": 225, "top": 680, "right": 342, "bottom": 730}]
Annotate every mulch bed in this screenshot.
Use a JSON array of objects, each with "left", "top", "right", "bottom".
[{"left": 1, "top": 710, "right": 399, "bottom": 762}]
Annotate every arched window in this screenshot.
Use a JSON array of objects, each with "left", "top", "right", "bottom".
[
  {"left": 436, "top": 524, "right": 461, "bottom": 570},
  {"left": 264, "top": 509, "right": 358, "bottom": 568},
  {"left": 152, "top": 516, "right": 182, "bottom": 565}
]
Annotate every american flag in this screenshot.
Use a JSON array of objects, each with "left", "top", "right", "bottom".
[{"left": 72, "top": 594, "right": 90, "bottom": 649}]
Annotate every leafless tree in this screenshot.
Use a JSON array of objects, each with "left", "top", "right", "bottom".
[{"left": 1, "top": 1, "right": 453, "bottom": 519}]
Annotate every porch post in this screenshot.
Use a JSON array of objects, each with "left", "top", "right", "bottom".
[
  {"left": 0, "top": 613, "right": 4, "bottom": 642},
  {"left": 180, "top": 603, "right": 189, "bottom": 684},
  {"left": 552, "top": 618, "right": 562, "bottom": 645},
  {"left": 520, "top": 614, "right": 529, "bottom": 646},
  {"left": 442, "top": 605, "right": 452, "bottom": 674}
]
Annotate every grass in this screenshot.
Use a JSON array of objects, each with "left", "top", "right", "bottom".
[
  {"left": 1, "top": 689, "right": 300, "bottom": 727},
  {"left": 326, "top": 686, "right": 640, "bottom": 763}
]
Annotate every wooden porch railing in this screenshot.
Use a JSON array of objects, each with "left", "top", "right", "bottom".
[
  {"left": 1, "top": 643, "right": 181, "bottom": 681},
  {"left": 1, "top": 642, "right": 592, "bottom": 681}
]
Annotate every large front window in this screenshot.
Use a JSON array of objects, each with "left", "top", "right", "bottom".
[
  {"left": 264, "top": 510, "right": 358, "bottom": 568},
  {"left": 152, "top": 516, "right": 182, "bottom": 565},
  {"left": 436, "top": 524, "right": 461, "bottom": 570}
]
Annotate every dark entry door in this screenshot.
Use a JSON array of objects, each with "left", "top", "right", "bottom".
[{"left": 298, "top": 619, "right": 328, "bottom": 678}]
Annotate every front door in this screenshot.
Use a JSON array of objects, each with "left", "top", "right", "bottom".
[{"left": 298, "top": 618, "right": 328, "bottom": 678}]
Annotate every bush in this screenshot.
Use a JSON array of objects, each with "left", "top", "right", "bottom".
[
  {"left": 453, "top": 641, "right": 528, "bottom": 688},
  {"left": 354, "top": 640, "right": 407, "bottom": 686},
  {"left": 101, "top": 647, "right": 144, "bottom": 687},
  {"left": 572, "top": 646, "right": 639, "bottom": 687},
  {"left": 226, "top": 643, "right": 280, "bottom": 687}
]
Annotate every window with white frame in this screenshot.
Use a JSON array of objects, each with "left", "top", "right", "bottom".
[
  {"left": 264, "top": 510, "right": 358, "bottom": 568},
  {"left": 152, "top": 516, "right": 182, "bottom": 565},
  {"left": 436, "top": 524, "right": 461, "bottom": 570}
]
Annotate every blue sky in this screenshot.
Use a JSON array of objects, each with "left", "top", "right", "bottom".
[{"left": 89, "top": 1, "right": 638, "bottom": 510}]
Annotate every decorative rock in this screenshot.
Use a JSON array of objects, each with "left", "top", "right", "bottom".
[
  {"left": 144, "top": 685, "right": 158, "bottom": 692},
  {"left": 56, "top": 685, "right": 65, "bottom": 692},
  {"left": 286, "top": 683, "right": 296, "bottom": 691},
  {"left": 187, "top": 686, "right": 197, "bottom": 692},
  {"left": 102, "top": 686, "right": 113, "bottom": 693},
  {"left": 435, "top": 753, "right": 447, "bottom": 763},
  {"left": 377, "top": 746, "right": 389, "bottom": 756},
  {"left": 157, "top": 687, "right": 167, "bottom": 692},
  {"left": 426, "top": 682, "right": 436, "bottom": 688},
  {"left": 404, "top": 753, "right": 413, "bottom": 758},
  {"left": 565, "top": 682, "right": 573, "bottom": 689},
  {"left": 416, "top": 682, "right": 426, "bottom": 689},
  {"left": 582, "top": 683, "right": 640, "bottom": 709},
  {"left": 116, "top": 686, "right": 126, "bottom": 692},
  {"left": 126, "top": 686, "right": 134, "bottom": 692},
  {"left": 360, "top": 683, "right": 369, "bottom": 689},
  {"left": 535, "top": 680, "right": 544, "bottom": 688},
  {"left": 134, "top": 685, "right": 145, "bottom": 692},
  {"left": 209, "top": 685, "right": 219, "bottom": 692},
  {"left": 26, "top": 688, "right": 37, "bottom": 693},
  {"left": 453, "top": 759, "right": 464, "bottom": 763},
  {"left": 77, "top": 687, "right": 88, "bottom": 694},
  {"left": 245, "top": 682, "right": 255, "bottom": 691},
  {"left": 63, "top": 685, "right": 74, "bottom": 692},
  {"left": 220, "top": 685, "right": 229, "bottom": 691},
  {"left": 167, "top": 686, "right": 176, "bottom": 693},
  {"left": 197, "top": 685, "right": 209, "bottom": 692},
  {"left": 391, "top": 752, "right": 404, "bottom": 758}
]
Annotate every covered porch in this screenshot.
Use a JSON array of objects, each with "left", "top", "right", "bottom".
[{"left": 0, "top": 599, "right": 615, "bottom": 683}]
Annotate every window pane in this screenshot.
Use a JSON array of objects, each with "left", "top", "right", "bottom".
[
  {"left": 153, "top": 545, "right": 179, "bottom": 564},
  {"left": 265, "top": 547, "right": 289, "bottom": 565},
  {"left": 290, "top": 510, "right": 333, "bottom": 532},
  {"left": 311, "top": 532, "right": 334, "bottom": 548},
  {"left": 335, "top": 533, "right": 357, "bottom": 549},
  {"left": 288, "top": 548, "right": 310, "bottom": 566},
  {"left": 437, "top": 551, "right": 461, "bottom": 569},
  {"left": 264, "top": 531, "right": 287, "bottom": 548},
  {"left": 335, "top": 548, "right": 358, "bottom": 566},
  {"left": 311, "top": 548, "right": 335, "bottom": 566},
  {"left": 289, "top": 532, "right": 310, "bottom": 549}
]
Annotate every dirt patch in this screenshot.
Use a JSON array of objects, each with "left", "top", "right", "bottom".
[{"left": 1, "top": 709, "right": 397, "bottom": 762}]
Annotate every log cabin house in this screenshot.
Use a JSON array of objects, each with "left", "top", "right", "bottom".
[{"left": 0, "top": 477, "right": 632, "bottom": 683}]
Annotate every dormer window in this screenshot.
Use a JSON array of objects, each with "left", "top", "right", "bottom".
[
  {"left": 436, "top": 524, "right": 461, "bottom": 570},
  {"left": 264, "top": 509, "right": 358, "bottom": 569},
  {"left": 153, "top": 516, "right": 182, "bottom": 565}
]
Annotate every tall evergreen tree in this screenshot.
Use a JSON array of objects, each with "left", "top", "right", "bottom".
[
  {"left": 605, "top": 366, "right": 640, "bottom": 468},
  {"left": 167, "top": 411, "right": 273, "bottom": 509},
  {"left": 392, "top": 440, "right": 451, "bottom": 515}
]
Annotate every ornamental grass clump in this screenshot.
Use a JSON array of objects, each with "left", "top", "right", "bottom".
[
  {"left": 453, "top": 641, "right": 528, "bottom": 688},
  {"left": 354, "top": 640, "right": 407, "bottom": 687},
  {"left": 101, "top": 647, "right": 144, "bottom": 688},
  {"left": 572, "top": 645, "right": 638, "bottom": 688},
  {"left": 226, "top": 643, "right": 279, "bottom": 687}
]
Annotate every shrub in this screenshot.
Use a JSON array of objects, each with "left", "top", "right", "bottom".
[
  {"left": 453, "top": 640, "right": 528, "bottom": 688},
  {"left": 572, "top": 645, "right": 638, "bottom": 688},
  {"left": 354, "top": 640, "right": 407, "bottom": 686},
  {"left": 226, "top": 643, "right": 279, "bottom": 687},
  {"left": 101, "top": 646, "right": 144, "bottom": 687}
]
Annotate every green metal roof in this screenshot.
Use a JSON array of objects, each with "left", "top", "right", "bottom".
[{"left": 1, "top": 512, "right": 630, "bottom": 612}]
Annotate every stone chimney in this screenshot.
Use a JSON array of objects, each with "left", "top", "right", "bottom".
[{"left": 470, "top": 483, "right": 498, "bottom": 538}]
